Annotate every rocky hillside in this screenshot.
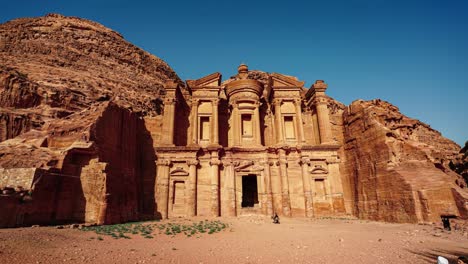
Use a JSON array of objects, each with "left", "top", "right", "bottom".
[
  {"left": 339, "top": 99, "right": 467, "bottom": 222},
  {"left": 0, "top": 13, "right": 181, "bottom": 141},
  {"left": 0, "top": 14, "right": 179, "bottom": 227}
]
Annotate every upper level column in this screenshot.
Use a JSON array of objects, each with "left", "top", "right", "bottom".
[
  {"left": 294, "top": 98, "right": 306, "bottom": 144},
  {"left": 254, "top": 101, "right": 262, "bottom": 145},
  {"left": 273, "top": 99, "right": 284, "bottom": 145},
  {"left": 211, "top": 99, "right": 219, "bottom": 145},
  {"left": 232, "top": 102, "right": 240, "bottom": 146},
  {"left": 190, "top": 99, "right": 199, "bottom": 145},
  {"left": 161, "top": 98, "right": 177, "bottom": 146},
  {"left": 311, "top": 80, "right": 333, "bottom": 144},
  {"left": 161, "top": 80, "right": 179, "bottom": 146}
]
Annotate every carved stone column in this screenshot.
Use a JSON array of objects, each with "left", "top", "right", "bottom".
[
  {"left": 254, "top": 102, "right": 262, "bottom": 145},
  {"left": 311, "top": 80, "right": 333, "bottom": 144},
  {"left": 211, "top": 99, "right": 219, "bottom": 145},
  {"left": 260, "top": 160, "right": 274, "bottom": 216},
  {"left": 232, "top": 102, "right": 240, "bottom": 146},
  {"left": 315, "top": 97, "right": 332, "bottom": 144},
  {"left": 155, "top": 160, "right": 171, "bottom": 219},
  {"left": 300, "top": 157, "right": 314, "bottom": 217},
  {"left": 295, "top": 99, "right": 306, "bottom": 143},
  {"left": 162, "top": 98, "right": 176, "bottom": 145},
  {"left": 187, "top": 159, "right": 199, "bottom": 217},
  {"left": 273, "top": 99, "right": 284, "bottom": 144},
  {"left": 278, "top": 149, "right": 291, "bottom": 216},
  {"left": 223, "top": 161, "right": 237, "bottom": 217},
  {"left": 210, "top": 153, "right": 221, "bottom": 217},
  {"left": 191, "top": 99, "right": 199, "bottom": 145}
]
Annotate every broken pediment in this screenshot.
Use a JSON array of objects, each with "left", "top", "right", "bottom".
[
  {"left": 271, "top": 73, "right": 305, "bottom": 88},
  {"left": 186, "top": 72, "right": 222, "bottom": 88}
]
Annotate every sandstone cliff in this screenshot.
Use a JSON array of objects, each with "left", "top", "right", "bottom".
[
  {"left": 0, "top": 14, "right": 466, "bottom": 227},
  {"left": 0, "top": 14, "right": 176, "bottom": 227},
  {"left": 0, "top": 13, "right": 181, "bottom": 141},
  {"left": 339, "top": 99, "right": 467, "bottom": 222}
]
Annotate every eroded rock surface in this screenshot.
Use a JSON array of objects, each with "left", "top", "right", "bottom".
[
  {"left": 0, "top": 14, "right": 466, "bottom": 227},
  {"left": 0, "top": 14, "right": 175, "bottom": 227},
  {"left": 340, "top": 99, "right": 467, "bottom": 222}
]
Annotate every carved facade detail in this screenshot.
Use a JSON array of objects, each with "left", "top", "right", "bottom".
[{"left": 154, "top": 64, "right": 345, "bottom": 219}]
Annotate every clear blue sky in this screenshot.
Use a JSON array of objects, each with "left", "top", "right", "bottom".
[{"left": 1, "top": 0, "right": 467, "bottom": 146}]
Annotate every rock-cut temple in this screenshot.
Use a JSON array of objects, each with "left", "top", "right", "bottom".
[{"left": 153, "top": 64, "right": 346, "bottom": 218}]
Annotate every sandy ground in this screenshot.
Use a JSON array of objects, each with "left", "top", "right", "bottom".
[{"left": 0, "top": 216, "right": 467, "bottom": 264}]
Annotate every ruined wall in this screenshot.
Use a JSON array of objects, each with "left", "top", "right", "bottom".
[
  {"left": 0, "top": 168, "right": 37, "bottom": 188},
  {"left": 341, "top": 99, "right": 467, "bottom": 223},
  {"left": 0, "top": 169, "right": 60, "bottom": 227}
]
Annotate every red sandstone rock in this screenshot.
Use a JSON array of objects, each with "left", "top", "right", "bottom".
[
  {"left": 0, "top": 14, "right": 176, "bottom": 227},
  {"left": 0, "top": 14, "right": 466, "bottom": 228},
  {"left": 340, "top": 99, "right": 467, "bottom": 223},
  {"left": 0, "top": 13, "right": 182, "bottom": 142}
]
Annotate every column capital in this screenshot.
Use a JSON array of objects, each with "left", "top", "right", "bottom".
[
  {"left": 187, "top": 159, "right": 199, "bottom": 166},
  {"left": 211, "top": 99, "right": 220, "bottom": 106},
  {"left": 156, "top": 159, "right": 171, "bottom": 166},
  {"left": 279, "top": 159, "right": 288, "bottom": 165},
  {"left": 272, "top": 98, "right": 283, "bottom": 106},
  {"left": 223, "top": 160, "right": 238, "bottom": 167},
  {"left": 299, "top": 157, "right": 310, "bottom": 166},
  {"left": 210, "top": 159, "right": 222, "bottom": 166},
  {"left": 313, "top": 96, "right": 328, "bottom": 105},
  {"left": 191, "top": 98, "right": 200, "bottom": 106}
]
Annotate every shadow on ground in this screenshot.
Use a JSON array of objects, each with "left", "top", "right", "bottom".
[{"left": 407, "top": 247, "right": 468, "bottom": 263}]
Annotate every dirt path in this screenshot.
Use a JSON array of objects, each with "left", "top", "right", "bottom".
[{"left": 0, "top": 216, "right": 466, "bottom": 264}]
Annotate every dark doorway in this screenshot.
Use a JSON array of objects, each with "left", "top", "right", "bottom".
[{"left": 242, "top": 174, "right": 258, "bottom": 207}]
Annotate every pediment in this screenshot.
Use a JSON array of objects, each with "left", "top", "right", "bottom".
[
  {"left": 310, "top": 165, "right": 328, "bottom": 174},
  {"left": 186, "top": 72, "right": 222, "bottom": 88},
  {"left": 234, "top": 161, "right": 264, "bottom": 172},
  {"left": 170, "top": 168, "right": 189, "bottom": 176},
  {"left": 271, "top": 73, "right": 305, "bottom": 87}
]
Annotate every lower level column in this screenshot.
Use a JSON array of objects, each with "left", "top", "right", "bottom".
[
  {"left": 187, "top": 159, "right": 199, "bottom": 217},
  {"left": 300, "top": 157, "right": 314, "bottom": 217},
  {"left": 224, "top": 161, "right": 237, "bottom": 217},
  {"left": 278, "top": 150, "right": 291, "bottom": 216},
  {"left": 210, "top": 156, "right": 221, "bottom": 217},
  {"left": 261, "top": 160, "right": 274, "bottom": 216},
  {"left": 155, "top": 160, "right": 171, "bottom": 219}
]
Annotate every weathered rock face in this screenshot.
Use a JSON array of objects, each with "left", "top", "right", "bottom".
[
  {"left": 340, "top": 99, "right": 467, "bottom": 223},
  {"left": 0, "top": 14, "right": 466, "bottom": 227},
  {"left": 0, "top": 14, "right": 176, "bottom": 227},
  {"left": 0, "top": 13, "right": 182, "bottom": 142},
  {"left": 450, "top": 142, "right": 468, "bottom": 188}
]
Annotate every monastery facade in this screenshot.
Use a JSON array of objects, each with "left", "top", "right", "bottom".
[{"left": 153, "top": 64, "right": 347, "bottom": 219}]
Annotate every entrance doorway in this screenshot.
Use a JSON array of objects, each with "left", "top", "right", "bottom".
[
  {"left": 241, "top": 174, "right": 258, "bottom": 207},
  {"left": 172, "top": 181, "right": 185, "bottom": 216}
]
